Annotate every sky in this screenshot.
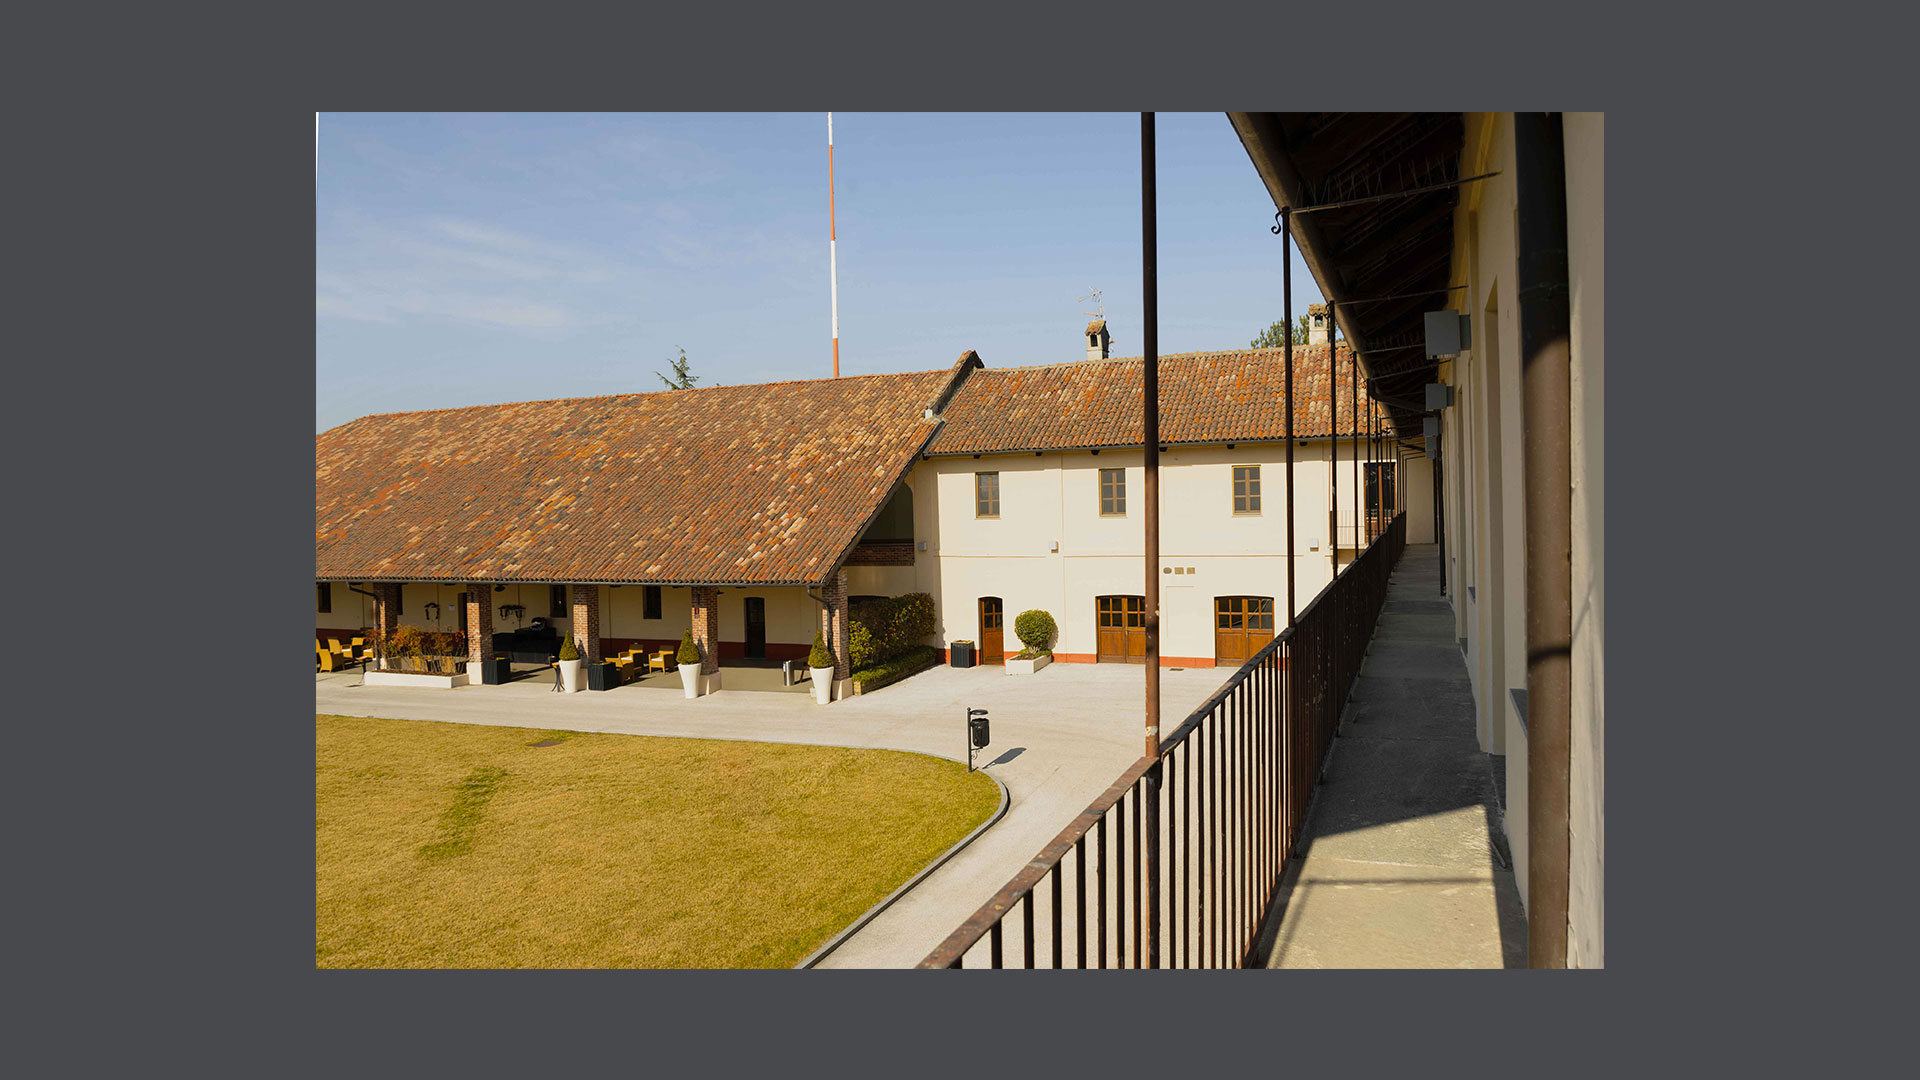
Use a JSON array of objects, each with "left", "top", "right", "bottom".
[{"left": 316, "top": 113, "right": 1328, "bottom": 432}]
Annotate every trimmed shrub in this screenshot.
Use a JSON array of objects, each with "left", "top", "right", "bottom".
[
  {"left": 1014, "top": 609, "right": 1057, "bottom": 652},
  {"left": 676, "top": 629, "right": 700, "bottom": 666},
  {"left": 808, "top": 631, "right": 834, "bottom": 669},
  {"left": 557, "top": 635, "right": 580, "bottom": 661}
]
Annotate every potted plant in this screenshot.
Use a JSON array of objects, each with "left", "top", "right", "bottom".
[
  {"left": 556, "top": 634, "right": 583, "bottom": 692},
  {"left": 676, "top": 629, "right": 702, "bottom": 699},
  {"left": 808, "top": 631, "right": 836, "bottom": 705},
  {"left": 1008, "top": 609, "right": 1057, "bottom": 675}
]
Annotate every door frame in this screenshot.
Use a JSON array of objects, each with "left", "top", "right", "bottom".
[
  {"left": 978, "top": 596, "right": 1005, "bottom": 665},
  {"left": 743, "top": 596, "right": 767, "bottom": 660}
]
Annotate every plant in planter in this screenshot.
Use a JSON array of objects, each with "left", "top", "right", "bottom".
[
  {"left": 676, "top": 629, "right": 702, "bottom": 699},
  {"left": 1008, "top": 609, "right": 1057, "bottom": 675},
  {"left": 808, "top": 631, "right": 836, "bottom": 705},
  {"left": 556, "top": 634, "right": 583, "bottom": 693}
]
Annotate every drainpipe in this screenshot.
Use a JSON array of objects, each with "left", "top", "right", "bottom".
[{"left": 1516, "top": 112, "right": 1572, "bottom": 969}]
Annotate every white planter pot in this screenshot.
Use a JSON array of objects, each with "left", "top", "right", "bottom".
[
  {"left": 1006, "top": 654, "right": 1052, "bottom": 676},
  {"left": 810, "top": 666, "right": 835, "bottom": 704},
  {"left": 680, "top": 664, "right": 701, "bottom": 699},
  {"left": 558, "top": 658, "right": 583, "bottom": 693}
]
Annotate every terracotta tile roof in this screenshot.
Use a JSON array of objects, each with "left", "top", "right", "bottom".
[
  {"left": 316, "top": 358, "right": 973, "bottom": 586},
  {"left": 929, "top": 346, "right": 1394, "bottom": 455}
]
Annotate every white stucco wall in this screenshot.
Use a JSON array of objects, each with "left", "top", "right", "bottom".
[
  {"left": 912, "top": 442, "right": 1358, "bottom": 663},
  {"left": 1431, "top": 112, "right": 1603, "bottom": 961},
  {"left": 1564, "top": 109, "right": 1605, "bottom": 968}
]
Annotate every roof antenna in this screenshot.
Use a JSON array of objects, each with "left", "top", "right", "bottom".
[{"left": 1077, "top": 287, "right": 1117, "bottom": 348}]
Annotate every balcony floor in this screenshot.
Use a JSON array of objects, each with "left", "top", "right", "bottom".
[{"left": 1259, "top": 544, "right": 1528, "bottom": 968}]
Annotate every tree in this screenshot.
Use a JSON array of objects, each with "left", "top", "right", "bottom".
[
  {"left": 656, "top": 347, "right": 699, "bottom": 390},
  {"left": 1250, "top": 314, "right": 1311, "bottom": 348}
]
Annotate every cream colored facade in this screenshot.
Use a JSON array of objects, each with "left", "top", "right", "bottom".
[
  {"left": 1431, "top": 112, "right": 1604, "bottom": 966},
  {"left": 892, "top": 437, "right": 1398, "bottom": 665}
]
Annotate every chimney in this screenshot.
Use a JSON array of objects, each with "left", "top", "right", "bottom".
[
  {"left": 1308, "top": 303, "right": 1330, "bottom": 345},
  {"left": 1085, "top": 319, "right": 1111, "bottom": 361}
]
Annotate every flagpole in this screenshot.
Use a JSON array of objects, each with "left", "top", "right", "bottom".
[{"left": 829, "top": 113, "right": 840, "bottom": 378}]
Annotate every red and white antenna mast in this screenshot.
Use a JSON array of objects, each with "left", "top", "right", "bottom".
[{"left": 828, "top": 112, "right": 840, "bottom": 378}]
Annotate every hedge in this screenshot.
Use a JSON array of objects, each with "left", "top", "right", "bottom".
[
  {"left": 1013, "top": 609, "right": 1057, "bottom": 651},
  {"left": 848, "top": 592, "right": 935, "bottom": 670},
  {"left": 850, "top": 645, "right": 940, "bottom": 691}
]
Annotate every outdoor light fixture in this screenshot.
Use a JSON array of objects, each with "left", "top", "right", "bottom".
[{"left": 494, "top": 584, "right": 506, "bottom": 592}]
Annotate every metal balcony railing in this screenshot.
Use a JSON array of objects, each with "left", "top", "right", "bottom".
[{"left": 918, "top": 512, "right": 1406, "bottom": 968}]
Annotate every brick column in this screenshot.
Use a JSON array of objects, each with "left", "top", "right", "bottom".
[
  {"left": 819, "top": 570, "right": 850, "bottom": 680},
  {"left": 569, "top": 584, "right": 601, "bottom": 662},
  {"left": 691, "top": 586, "right": 720, "bottom": 675},
  {"left": 465, "top": 585, "right": 493, "bottom": 665},
  {"left": 372, "top": 583, "right": 399, "bottom": 667}
]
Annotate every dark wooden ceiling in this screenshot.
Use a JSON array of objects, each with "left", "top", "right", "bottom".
[{"left": 1231, "top": 112, "right": 1467, "bottom": 437}]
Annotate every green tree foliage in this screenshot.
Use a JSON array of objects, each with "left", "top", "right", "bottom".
[
  {"left": 847, "top": 592, "right": 936, "bottom": 670},
  {"left": 809, "top": 631, "right": 834, "bottom": 669},
  {"left": 657, "top": 347, "right": 700, "bottom": 390},
  {"left": 676, "top": 628, "right": 701, "bottom": 665},
  {"left": 1250, "top": 314, "right": 1311, "bottom": 348}
]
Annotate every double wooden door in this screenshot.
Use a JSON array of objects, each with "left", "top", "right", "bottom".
[
  {"left": 978, "top": 597, "right": 1004, "bottom": 664},
  {"left": 1214, "top": 596, "right": 1275, "bottom": 665},
  {"left": 1096, "top": 595, "right": 1146, "bottom": 663}
]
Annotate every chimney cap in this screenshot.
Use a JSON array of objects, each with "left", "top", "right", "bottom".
[{"left": 1086, "top": 319, "right": 1107, "bottom": 336}]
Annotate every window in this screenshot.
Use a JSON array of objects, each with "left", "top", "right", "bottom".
[
  {"left": 317, "top": 583, "right": 331, "bottom": 613},
  {"left": 975, "top": 472, "right": 1000, "bottom": 517},
  {"left": 1365, "top": 462, "right": 1397, "bottom": 518},
  {"left": 396, "top": 584, "right": 403, "bottom": 615},
  {"left": 551, "top": 585, "right": 568, "bottom": 618},
  {"left": 1232, "top": 465, "right": 1262, "bottom": 514},
  {"left": 643, "top": 585, "right": 662, "bottom": 620},
  {"left": 1099, "top": 468, "right": 1126, "bottom": 516},
  {"left": 456, "top": 592, "right": 468, "bottom": 626}
]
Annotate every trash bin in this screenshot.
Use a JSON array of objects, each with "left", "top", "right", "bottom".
[
  {"left": 950, "top": 640, "right": 975, "bottom": 668},
  {"left": 478, "top": 656, "right": 513, "bottom": 684}
]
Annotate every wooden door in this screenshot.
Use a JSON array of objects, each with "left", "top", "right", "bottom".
[
  {"left": 744, "top": 596, "right": 766, "bottom": 659},
  {"left": 979, "top": 597, "right": 1004, "bottom": 664},
  {"left": 1097, "top": 595, "right": 1146, "bottom": 663},
  {"left": 1214, "top": 596, "right": 1275, "bottom": 665}
]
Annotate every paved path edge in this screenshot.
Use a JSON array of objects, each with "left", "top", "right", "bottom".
[{"left": 795, "top": 769, "right": 1011, "bottom": 970}]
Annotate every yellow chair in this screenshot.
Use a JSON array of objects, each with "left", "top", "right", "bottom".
[
  {"left": 649, "top": 649, "right": 673, "bottom": 674},
  {"left": 349, "top": 636, "right": 370, "bottom": 660},
  {"left": 317, "top": 643, "right": 352, "bottom": 672}
]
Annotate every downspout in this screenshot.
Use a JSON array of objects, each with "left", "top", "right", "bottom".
[{"left": 1515, "top": 112, "right": 1573, "bottom": 969}]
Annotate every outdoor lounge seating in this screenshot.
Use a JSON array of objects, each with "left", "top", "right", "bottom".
[
  {"left": 649, "top": 649, "right": 673, "bottom": 674},
  {"left": 317, "top": 642, "right": 357, "bottom": 672}
]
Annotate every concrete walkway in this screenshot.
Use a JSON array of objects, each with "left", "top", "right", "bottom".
[
  {"left": 316, "top": 659, "right": 1229, "bottom": 969},
  {"left": 1259, "top": 544, "right": 1528, "bottom": 968}
]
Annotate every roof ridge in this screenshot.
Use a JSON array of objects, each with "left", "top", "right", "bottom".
[
  {"left": 324, "top": 365, "right": 960, "bottom": 431},
  {"left": 972, "top": 343, "right": 1349, "bottom": 375}
]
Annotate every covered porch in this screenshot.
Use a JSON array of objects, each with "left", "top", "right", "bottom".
[{"left": 316, "top": 572, "right": 857, "bottom": 698}]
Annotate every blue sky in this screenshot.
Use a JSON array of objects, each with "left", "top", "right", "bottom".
[{"left": 316, "top": 113, "right": 1327, "bottom": 432}]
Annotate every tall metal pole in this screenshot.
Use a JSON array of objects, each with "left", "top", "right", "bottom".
[
  {"left": 1351, "top": 322, "right": 1359, "bottom": 551},
  {"left": 828, "top": 113, "right": 840, "bottom": 379},
  {"left": 1328, "top": 305, "right": 1339, "bottom": 577},
  {"left": 1516, "top": 111, "right": 1572, "bottom": 969},
  {"left": 1140, "top": 112, "right": 1161, "bottom": 968},
  {"left": 1282, "top": 210, "right": 1295, "bottom": 628}
]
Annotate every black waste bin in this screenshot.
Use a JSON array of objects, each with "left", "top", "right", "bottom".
[
  {"left": 950, "top": 640, "right": 975, "bottom": 669},
  {"left": 478, "top": 656, "right": 513, "bottom": 684}
]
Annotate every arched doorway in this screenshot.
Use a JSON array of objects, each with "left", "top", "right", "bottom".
[{"left": 978, "top": 597, "right": 1004, "bottom": 665}]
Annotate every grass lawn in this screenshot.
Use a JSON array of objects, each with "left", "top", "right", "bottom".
[{"left": 316, "top": 714, "right": 1000, "bottom": 968}]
